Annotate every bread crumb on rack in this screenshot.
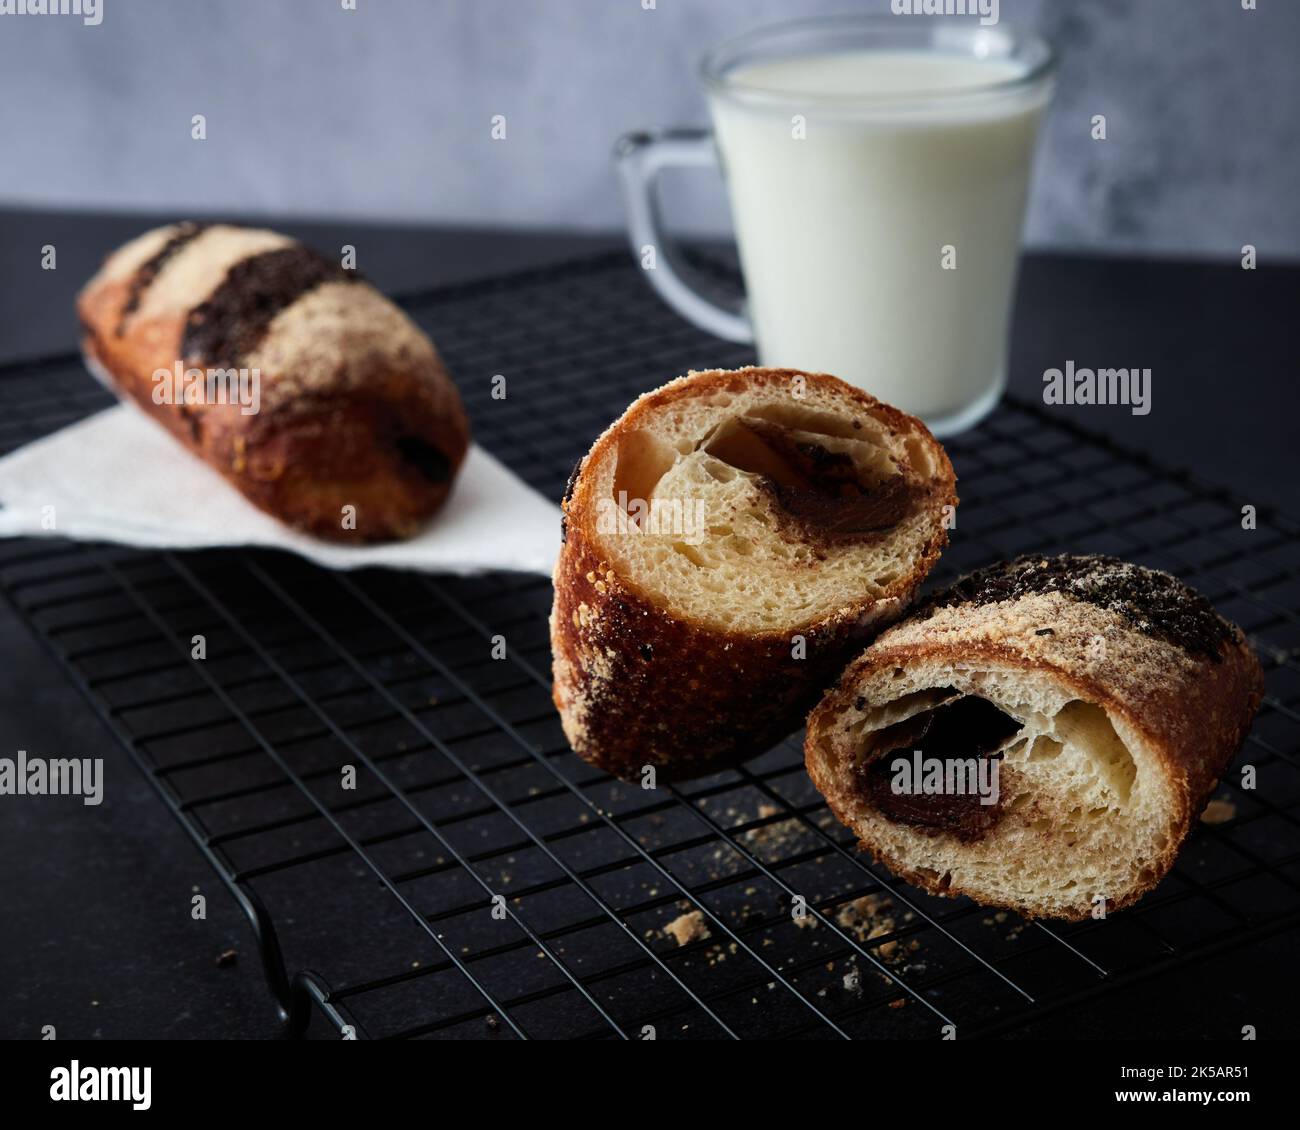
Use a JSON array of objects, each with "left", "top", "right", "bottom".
[
  {"left": 1200, "top": 797, "right": 1237, "bottom": 824},
  {"left": 835, "top": 894, "right": 906, "bottom": 962},
  {"left": 663, "top": 909, "right": 711, "bottom": 947}
]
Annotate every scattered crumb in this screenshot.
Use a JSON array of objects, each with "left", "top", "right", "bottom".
[
  {"left": 663, "top": 910, "right": 711, "bottom": 947},
  {"left": 740, "top": 803, "right": 814, "bottom": 859},
  {"left": 835, "top": 894, "right": 905, "bottom": 961},
  {"left": 215, "top": 948, "right": 238, "bottom": 968},
  {"left": 1200, "top": 798, "right": 1237, "bottom": 824},
  {"left": 836, "top": 893, "right": 891, "bottom": 931},
  {"left": 842, "top": 967, "right": 862, "bottom": 994}
]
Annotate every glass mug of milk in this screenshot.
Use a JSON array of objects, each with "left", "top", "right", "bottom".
[{"left": 615, "top": 16, "right": 1055, "bottom": 434}]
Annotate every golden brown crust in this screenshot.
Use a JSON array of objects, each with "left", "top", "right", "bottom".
[
  {"left": 551, "top": 519, "right": 905, "bottom": 780},
  {"left": 805, "top": 568, "right": 1265, "bottom": 920},
  {"left": 77, "top": 226, "right": 470, "bottom": 543},
  {"left": 550, "top": 367, "right": 957, "bottom": 781}
]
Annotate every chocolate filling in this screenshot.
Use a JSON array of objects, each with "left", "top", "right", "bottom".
[
  {"left": 395, "top": 435, "right": 451, "bottom": 484},
  {"left": 768, "top": 474, "right": 915, "bottom": 540},
  {"left": 181, "top": 245, "right": 355, "bottom": 367},
  {"left": 921, "top": 554, "right": 1235, "bottom": 661},
  {"left": 858, "top": 695, "right": 1023, "bottom": 842},
  {"left": 705, "top": 417, "right": 918, "bottom": 543},
  {"left": 116, "top": 221, "right": 209, "bottom": 335}
]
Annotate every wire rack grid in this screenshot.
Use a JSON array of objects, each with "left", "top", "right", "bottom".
[{"left": 0, "top": 251, "right": 1297, "bottom": 1039}]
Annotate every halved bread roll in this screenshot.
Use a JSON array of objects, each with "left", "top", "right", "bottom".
[
  {"left": 805, "top": 555, "right": 1264, "bottom": 919},
  {"left": 550, "top": 367, "right": 957, "bottom": 780}
]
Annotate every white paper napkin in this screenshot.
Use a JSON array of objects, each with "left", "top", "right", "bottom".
[{"left": 0, "top": 404, "right": 561, "bottom": 575}]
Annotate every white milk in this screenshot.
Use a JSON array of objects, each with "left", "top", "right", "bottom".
[{"left": 709, "top": 50, "right": 1048, "bottom": 429}]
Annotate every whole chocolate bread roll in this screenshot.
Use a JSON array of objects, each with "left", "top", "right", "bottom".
[
  {"left": 77, "top": 223, "right": 470, "bottom": 542},
  {"left": 805, "top": 555, "right": 1264, "bottom": 919}
]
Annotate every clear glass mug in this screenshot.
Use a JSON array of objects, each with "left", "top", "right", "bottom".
[{"left": 615, "top": 16, "right": 1056, "bottom": 435}]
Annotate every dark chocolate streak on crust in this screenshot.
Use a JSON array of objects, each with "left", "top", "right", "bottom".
[
  {"left": 115, "top": 221, "right": 209, "bottom": 335},
  {"left": 181, "top": 245, "right": 356, "bottom": 367},
  {"left": 921, "top": 553, "right": 1236, "bottom": 660}
]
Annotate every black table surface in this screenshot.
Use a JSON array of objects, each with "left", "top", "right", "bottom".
[{"left": 0, "top": 208, "right": 1296, "bottom": 1040}]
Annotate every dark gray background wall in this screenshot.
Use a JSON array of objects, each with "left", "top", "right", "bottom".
[{"left": 0, "top": 0, "right": 1295, "bottom": 259}]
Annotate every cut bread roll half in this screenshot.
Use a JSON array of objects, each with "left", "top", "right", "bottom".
[
  {"left": 806, "top": 555, "right": 1264, "bottom": 919},
  {"left": 550, "top": 367, "right": 957, "bottom": 781}
]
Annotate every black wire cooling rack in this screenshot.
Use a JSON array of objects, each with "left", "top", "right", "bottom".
[{"left": 1, "top": 251, "right": 1298, "bottom": 1040}]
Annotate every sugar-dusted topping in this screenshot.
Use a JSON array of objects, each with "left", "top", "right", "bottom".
[
  {"left": 241, "top": 281, "right": 438, "bottom": 413},
  {"left": 924, "top": 554, "right": 1236, "bottom": 660}
]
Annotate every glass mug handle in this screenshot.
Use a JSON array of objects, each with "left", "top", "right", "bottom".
[{"left": 613, "top": 129, "right": 754, "bottom": 344}]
